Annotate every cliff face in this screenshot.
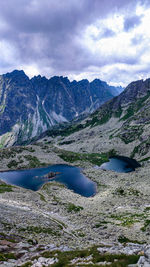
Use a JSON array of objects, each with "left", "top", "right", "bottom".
[{"left": 0, "top": 70, "right": 121, "bottom": 146}]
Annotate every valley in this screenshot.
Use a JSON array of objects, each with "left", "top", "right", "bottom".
[{"left": 0, "top": 75, "right": 150, "bottom": 265}]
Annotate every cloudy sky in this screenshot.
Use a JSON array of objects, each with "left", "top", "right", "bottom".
[{"left": 0, "top": 0, "right": 150, "bottom": 86}]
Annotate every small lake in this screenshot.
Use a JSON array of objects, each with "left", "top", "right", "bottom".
[
  {"left": 100, "top": 156, "right": 140, "bottom": 173},
  {"left": 0, "top": 164, "right": 96, "bottom": 197}
]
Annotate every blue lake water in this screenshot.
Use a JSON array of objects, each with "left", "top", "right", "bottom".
[
  {"left": 0, "top": 164, "right": 96, "bottom": 197},
  {"left": 100, "top": 156, "right": 140, "bottom": 173}
]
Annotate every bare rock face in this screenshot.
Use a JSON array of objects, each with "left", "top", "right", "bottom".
[{"left": 0, "top": 70, "right": 121, "bottom": 146}]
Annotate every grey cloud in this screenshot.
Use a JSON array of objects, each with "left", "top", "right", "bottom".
[
  {"left": 131, "top": 35, "right": 144, "bottom": 45},
  {"left": 124, "top": 15, "right": 142, "bottom": 31},
  {"left": 92, "top": 28, "right": 116, "bottom": 41},
  {"left": 101, "top": 28, "right": 116, "bottom": 38}
]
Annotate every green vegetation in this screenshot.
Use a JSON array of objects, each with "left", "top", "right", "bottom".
[
  {"left": 114, "top": 107, "right": 122, "bottom": 118},
  {"left": 114, "top": 187, "right": 141, "bottom": 197},
  {"left": 131, "top": 136, "right": 150, "bottom": 157},
  {"left": 110, "top": 212, "right": 147, "bottom": 228},
  {"left": 41, "top": 246, "right": 140, "bottom": 267},
  {"left": 0, "top": 104, "right": 6, "bottom": 114},
  {"left": 85, "top": 111, "right": 111, "bottom": 128},
  {"left": 42, "top": 181, "right": 65, "bottom": 191},
  {"left": 0, "top": 252, "right": 16, "bottom": 261},
  {"left": 118, "top": 235, "right": 144, "bottom": 244},
  {"left": 59, "top": 139, "right": 75, "bottom": 145},
  {"left": 0, "top": 146, "right": 35, "bottom": 160},
  {"left": 56, "top": 147, "right": 116, "bottom": 166},
  {"left": 0, "top": 184, "right": 13, "bottom": 193},
  {"left": 94, "top": 221, "right": 109, "bottom": 228},
  {"left": 46, "top": 123, "right": 85, "bottom": 138},
  {"left": 121, "top": 106, "right": 134, "bottom": 121},
  {"left": 114, "top": 187, "right": 126, "bottom": 196},
  {"left": 21, "top": 262, "right": 32, "bottom": 267},
  {"left": 0, "top": 232, "right": 19, "bottom": 243},
  {"left": 7, "top": 160, "right": 19, "bottom": 168},
  {"left": 38, "top": 193, "right": 46, "bottom": 202},
  {"left": 66, "top": 203, "right": 83, "bottom": 213},
  {"left": 141, "top": 220, "right": 150, "bottom": 232},
  {"left": 19, "top": 225, "right": 62, "bottom": 236},
  {"left": 118, "top": 125, "right": 143, "bottom": 144},
  {"left": 140, "top": 157, "right": 150, "bottom": 162},
  {"left": 24, "top": 155, "right": 46, "bottom": 168},
  {"left": 121, "top": 91, "right": 150, "bottom": 121},
  {"left": 144, "top": 207, "right": 150, "bottom": 211}
]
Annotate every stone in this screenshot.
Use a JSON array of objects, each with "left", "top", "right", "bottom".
[{"left": 0, "top": 245, "right": 9, "bottom": 252}]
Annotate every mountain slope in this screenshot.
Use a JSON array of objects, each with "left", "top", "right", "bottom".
[
  {"left": 45, "top": 78, "right": 150, "bottom": 160},
  {"left": 0, "top": 70, "right": 121, "bottom": 147}
]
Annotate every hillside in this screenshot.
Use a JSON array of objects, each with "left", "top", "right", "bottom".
[
  {"left": 0, "top": 70, "right": 122, "bottom": 147},
  {"left": 43, "top": 78, "right": 150, "bottom": 161}
]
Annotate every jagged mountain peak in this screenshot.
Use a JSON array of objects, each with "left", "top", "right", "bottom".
[{"left": 4, "top": 69, "right": 27, "bottom": 78}]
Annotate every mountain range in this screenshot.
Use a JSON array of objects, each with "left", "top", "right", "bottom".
[{"left": 0, "top": 70, "right": 122, "bottom": 147}]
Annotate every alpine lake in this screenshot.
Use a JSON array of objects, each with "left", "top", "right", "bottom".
[{"left": 0, "top": 156, "right": 140, "bottom": 197}]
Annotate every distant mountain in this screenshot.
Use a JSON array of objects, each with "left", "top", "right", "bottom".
[{"left": 0, "top": 70, "right": 122, "bottom": 146}]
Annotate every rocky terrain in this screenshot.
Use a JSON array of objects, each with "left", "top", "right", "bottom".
[{"left": 0, "top": 142, "right": 149, "bottom": 266}]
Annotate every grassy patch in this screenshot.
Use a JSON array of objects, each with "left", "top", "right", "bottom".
[
  {"left": 114, "top": 107, "right": 123, "bottom": 118},
  {"left": 113, "top": 187, "right": 141, "bottom": 197},
  {"left": 66, "top": 203, "right": 83, "bottom": 213},
  {"left": 94, "top": 221, "right": 109, "bottom": 228},
  {"left": 41, "top": 246, "right": 140, "bottom": 267},
  {"left": 21, "top": 262, "right": 32, "bottom": 267},
  {"left": 140, "top": 157, "right": 150, "bottom": 162},
  {"left": 121, "top": 91, "right": 150, "bottom": 121},
  {"left": 118, "top": 125, "right": 143, "bottom": 144},
  {"left": 38, "top": 193, "right": 46, "bottom": 202},
  {"left": 0, "top": 184, "right": 13, "bottom": 193},
  {"left": 131, "top": 137, "right": 150, "bottom": 157},
  {"left": 42, "top": 181, "right": 65, "bottom": 191},
  {"left": 56, "top": 148, "right": 116, "bottom": 166},
  {"left": 121, "top": 106, "right": 134, "bottom": 121},
  {"left": 144, "top": 207, "right": 150, "bottom": 211},
  {"left": 0, "top": 252, "right": 17, "bottom": 261},
  {"left": 7, "top": 160, "right": 19, "bottom": 168},
  {"left": 110, "top": 212, "right": 146, "bottom": 228},
  {"left": 59, "top": 140, "right": 75, "bottom": 145},
  {"left": 85, "top": 111, "right": 112, "bottom": 128},
  {"left": 19, "top": 226, "right": 61, "bottom": 236},
  {"left": 24, "top": 155, "right": 46, "bottom": 168},
  {"left": 141, "top": 220, "right": 150, "bottom": 232},
  {"left": 114, "top": 187, "right": 126, "bottom": 196},
  {"left": 118, "top": 235, "right": 144, "bottom": 244}
]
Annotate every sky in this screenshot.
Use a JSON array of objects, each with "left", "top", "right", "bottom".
[{"left": 0, "top": 0, "right": 150, "bottom": 86}]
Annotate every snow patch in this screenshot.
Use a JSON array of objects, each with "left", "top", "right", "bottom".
[{"left": 51, "top": 111, "right": 68, "bottom": 123}]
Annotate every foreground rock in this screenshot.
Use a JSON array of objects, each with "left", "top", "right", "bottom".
[{"left": 0, "top": 239, "right": 150, "bottom": 266}]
